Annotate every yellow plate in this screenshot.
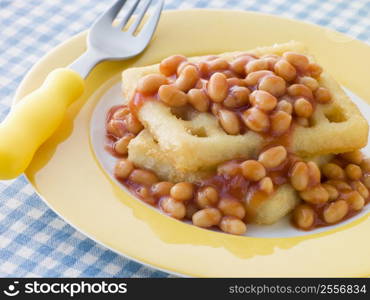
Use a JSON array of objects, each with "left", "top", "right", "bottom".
[{"left": 15, "top": 10, "right": 370, "bottom": 277}]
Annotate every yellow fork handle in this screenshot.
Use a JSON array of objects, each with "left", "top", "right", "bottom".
[{"left": 0, "top": 68, "right": 84, "bottom": 180}]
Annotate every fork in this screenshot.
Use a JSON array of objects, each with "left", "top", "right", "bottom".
[{"left": 0, "top": 0, "right": 164, "bottom": 180}]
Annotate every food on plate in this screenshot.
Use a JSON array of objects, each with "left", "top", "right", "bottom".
[{"left": 105, "top": 41, "right": 369, "bottom": 235}]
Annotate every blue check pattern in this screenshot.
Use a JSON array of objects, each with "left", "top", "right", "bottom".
[{"left": 0, "top": 0, "right": 369, "bottom": 277}]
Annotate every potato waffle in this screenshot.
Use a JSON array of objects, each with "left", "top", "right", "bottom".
[
  {"left": 103, "top": 41, "right": 370, "bottom": 233},
  {"left": 122, "top": 41, "right": 368, "bottom": 177}
]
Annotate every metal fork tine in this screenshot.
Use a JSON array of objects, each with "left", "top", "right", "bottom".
[
  {"left": 71, "top": 0, "right": 164, "bottom": 78},
  {"left": 128, "top": 0, "right": 153, "bottom": 34},
  {"left": 137, "top": 0, "right": 164, "bottom": 38},
  {"left": 118, "top": 0, "right": 140, "bottom": 29},
  {"left": 92, "top": 0, "right": 127, "bottom": 27}
]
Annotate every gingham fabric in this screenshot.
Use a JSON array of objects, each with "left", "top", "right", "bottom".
[{"left": 0, "top": 0, "right": 369, "bottom": 278}]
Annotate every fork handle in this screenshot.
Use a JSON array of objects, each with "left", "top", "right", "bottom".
[{"left": 0, "top": 68, "right": 84, "bottom": 179}]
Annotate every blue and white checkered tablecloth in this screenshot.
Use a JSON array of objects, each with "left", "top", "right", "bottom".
[{"left": 0, "top": 0, "right": 369, "bottom": 278}]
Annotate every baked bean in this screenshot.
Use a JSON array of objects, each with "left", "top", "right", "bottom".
[
  {"left": 218, "top": 109, "right": 241, "bottom": 135},
  {"left": 161, "top": 197, "right": 186, "bottom": 219},
  {"left": 196, "top": 186, "right": 219, "bottom": 208},
  {"left": 176, "top": 61, "right": 194, "bottom": 75},
  {"left": 283, "top": 52, "right": 309, "bottom": 72},
  {"left": 222, "top": 70, "right": 235, "bottom": 78},
  {"left": 270, "top": 110, "right": 292, "bottom": 136},
  {"left": 242, "top": 107, "right": 270, "bottom": 132},
  {"left": 258, "top": 75, "right": 286, "bottom": 97},
  {"left": 307, "top": 161, "right": 321, "bottom": 186},
  {"left": 274, "top": 59, "right": 296, "bottom": 81},
  {"left": 158, "top": 85, "right": 188, "bottom": 107},
  {"left": 290, "top": 162, "right": 309, "bottom": 191},
  {"left": 276, "top": 100, "right": 293, "bottom": 114},
  {"left": 136, "top": 186, "right": 156, "bottom": 204},
  {"left": 125, "top": 113, "right": 144, "bottom": 134},
  {"left": 211, "top": 103, "right": 222, "bottom": 116},
  {"left": 113, "top": 107, "right": 130, "bottom": 120},
  {"left": 249, "top": 90, "right": 277, "bottom": 111},
  {"left": 137, "top": 74, "right": 168, "bottom": 95},
  {"left": 287, "top": 84, "right": 313, "bottom": 99},
  {"left": 330, "top": 158, "right": 345, "bottom": 167},
  {"left": 339, "top": 150, "right": 363, "bottom": 165},
  {"left": 187, "top": 88, "right": 209, "bottom": 112},
  {"left": 185, "top": 202, "right": 199, "bottom": 219},
  {"left": 136, "top": 187, "right": 153, "bottom": 202},
  {"left": 245, "top": 58, "right": 269, "bottom": 73},
  {"left": 343, "top": 190, "right": 365, "bottom": 211},
  {"left": 314, "top": 87, "right": 331, "bottom": 103},
  {"left": 114, "top": 133, "right": 134, "bottom": 155},
  {"left": 217, "top": 161, "right": 240, "bottom": 177},
  {"left": 240, "top": 160, "right": 266, "bottom": 181},
  {"left": 129, "top": 169, "right": 158, "bottom": 186},
  {"left": 151, "top": 181, "right": 174, "bottom": 197},
  {"left": 296, "top": 117, "right": 309, "bottom": 127},
  {"left": 364, "top": 174, "right": 370, "bottom": 189},
  {"left": 194, "top": 79, "right": 205, "bottom": 89},
  {"left": 322, "top": 163, "right": 345, "bottom": 180},
  {"left": 136, "top": 185, "right": 151, "bottom": 198},
  {"left": 176, "top": 65, "right": 199, "bottom": 92},
  {"left": 208, "top": 58, "right": 229, "bottom": 72},
  {"left": 223, "top": 86, "right": 250, "bottom": 108},
  {"left": 227, "top": 77, "right": 248, "bottom": 87},
  {"left": 114, "top": 159, "right": 134, "bottom": 179},
  {"left": 298, "top": 76, "right": 319, "bottom": 91},
  {"left": 230, "top": 56, "right": 253, "bottom": 75},
  {"left": 323, "top": 200, "right": 348, "bottom": 224},
  {"left": 107, "top": 119, "right": 125, "bottom": 137},
  {"left": 170, "top": 182, "right": 194, "bottom": 202},
  {"left": 218, "top": 197, "right": 245, "bottom": 219},
  {"left": 219, "top": 216, "right": 247, "bottom": 235},
  {"left": 264, "top": 56, "right": 279, "bottom": 70},
  {"left": 222, "top": 69, "right": 234, "bottom": 78},
  {"left": 307, "top": 63, "right": 323, "bottom": 78},
  {"left": 159, "top": 55, "right": 186, "bottom": 76},
  {"left": 293, "top": 204, "right": 315, "bottom": 229},
  {"left": 236, "top": 52, "right": 257, "bottom": 59},
  {"left": 258, "top": 146, "right": 287, "bottom": 169},
  {"left": 351, "top": 181, "right": 369, "bottom": 199},
  {"left": 299, "top": 184, "right": 329, "bottom": 204},
  {"left": 207, "top": 72, "right": 228, "bottom": 102},
  {"left": 322, "top": 183, "right": 339, "bottom": 201},
  {"left": 294, "top": 98, "right": 313, "bottom": 118},
  {"left": 345, "top": 164, "right": 362, "bottom": 181},
  {"left": 360, "top": 158, "right": 370, "bottom": 172},
  {"left": 198, "top": 61, "right": 209, "bottom": 75},
  {"left": 192, "top": 208, "right": 222, "bottom": 228},
  {"left": 245, "top": 70, "right": 274, "bottom": 86},
  {"left": 259, "top": 177, "right": 274, "bottom": 194},
  {"left": 325, "top": 179, "right": 352, "bottom": 191}
]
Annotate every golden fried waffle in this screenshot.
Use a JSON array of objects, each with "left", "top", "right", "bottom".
[{"left": 122, "top": 41, "right": 368, "bottom": 176}]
